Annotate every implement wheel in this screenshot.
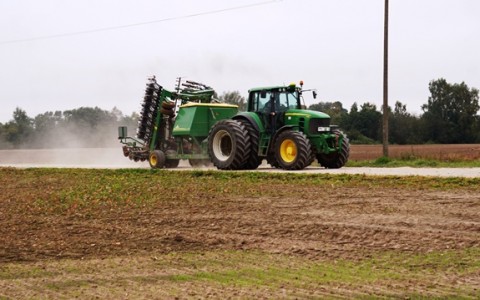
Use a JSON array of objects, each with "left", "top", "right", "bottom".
[
  {"left": 149, "top": 150, "right": 165, "bottom": 169},
  {"left": 274, "top": 130, "right": 312, "bottom": 170},
  {"left": 208, "top": 120, "right": 251, "bottom": 170}
]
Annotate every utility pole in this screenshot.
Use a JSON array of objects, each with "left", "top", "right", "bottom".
[{"left": 382, "top": 0, "right": 389, "bottom": 157}]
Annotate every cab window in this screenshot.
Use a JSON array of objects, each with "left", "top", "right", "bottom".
[{"left": 251, "top": 91, "right": 273, "bottom": 112}]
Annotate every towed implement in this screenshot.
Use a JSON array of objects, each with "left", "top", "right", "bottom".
[
  {"left": 119, "top": 77, "right": 349, "bottom": 170},
  {"left": 119, "top": 76, "right": 238, "bottom": 168}
]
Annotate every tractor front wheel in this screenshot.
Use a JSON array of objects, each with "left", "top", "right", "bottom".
[
  {"left": 274, "top": 130, "right": 312, "bottom": 170},
  {"left": 317, "top": 131, "right": 350, "bottom": 169},
  {"left": 208, "top": 120, "right": 251, "bottom": 170},
  {"left": 149, "top": 150, "right": 166, "bottom": 169}
]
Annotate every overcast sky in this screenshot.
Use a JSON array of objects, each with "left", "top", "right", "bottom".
[{"left": 1, "top": 0, "right": 479, "bottom": 123}]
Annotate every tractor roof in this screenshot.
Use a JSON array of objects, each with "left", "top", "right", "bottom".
[{"left": 248, "top": 84, "right": 298, "bottom": 93}]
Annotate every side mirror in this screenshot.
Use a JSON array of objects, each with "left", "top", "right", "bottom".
[
  {"left": 118, "top": 126, "right": 128, "bottom": 139},
  {"left": 313, "top": 91, "right": 317, "bottom": 99}
]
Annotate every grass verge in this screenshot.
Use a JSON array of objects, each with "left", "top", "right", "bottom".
[
  {"left": 1, "top": 167, "right": 479, "bottom": 213},
  {"left": 347, "top": 157, "right": 480, "bottom": 168},
  {"left": 1, "top": 249, "right": 479, "bottom": 299}
]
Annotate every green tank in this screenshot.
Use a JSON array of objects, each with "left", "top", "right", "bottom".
[
  {"left": 172, "top": 103, "right": 237, "bottom": 138},
  {"left": 118, "top": 77, "right": 238, "bottom": 168}
]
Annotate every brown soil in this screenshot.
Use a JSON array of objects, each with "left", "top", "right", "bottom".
[
  {"left": 350, "top": 144, "right": 480, "bottom": 160},
  {"left": 1, "top": 186, "right": 479, "bottom": 263},
  {"left": 1, "top": 170, "right": 479, "bottom": 298}
]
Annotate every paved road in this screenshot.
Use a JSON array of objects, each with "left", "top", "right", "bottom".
[{"left": 1, "top": 148, "right": 479, "bottom": 178}]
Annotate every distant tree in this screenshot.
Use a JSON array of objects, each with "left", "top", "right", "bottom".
[
  {"left": 63, "top": 107, "right": 116, "bottom": 128},
  {"left": 347, "top": 102, "right": 382, "bottom": 142},
  {"left": 120, "top": 111, "right": 139, "bottom": 124},
  {"left": 308, "top": 101, "right": 348, "bottom": 125},
  {"left": 421, "top": 78, "right": 479, "bottom": 143},
  {"left": 111, "top": 106, "right": 123, "bottom": 121},
  {"left": 350, "top": 102, "right": 359, "bottom": 114},
  {"left": 34, "top": 111, "right": 61, "bottom": 132},
  {"left": 4, "top": 108, "right": 34, "bottom": 147},
  {"left": 0, "top": 122, "right": 9, "bottom": 148},
  {"left": 389, "top": 101, "right": 423, "bottom": 144},
  {"left": 59, "top": 107, "right": 118, "bottom": 147},
  {"left": 336, "top": 102, "right": 379, "bottom": 144},
  {"left": 31, "top": 111, "right": 64, "bottom": 147},
  {"left": 219, "top": 91, "right": 246, "bottom": 111},
  {"left": 0, "top": 106, "right": 141, "bottom": 149}
]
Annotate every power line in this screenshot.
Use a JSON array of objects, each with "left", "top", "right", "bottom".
[{"left": 0, "top": 0, "right": 282, "bottom": 45}]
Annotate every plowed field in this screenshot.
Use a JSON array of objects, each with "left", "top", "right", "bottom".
[
  {"left": 350, "top": 144, "right": 480, "bottom": 161},
  {"left": 0, "top": 168, "right": 479, "bottom": 299}
]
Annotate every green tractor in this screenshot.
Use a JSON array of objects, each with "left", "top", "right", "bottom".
[
  {"left": 119, "top": 77, "right": 349, "bottom": 170},
  {"left": 208, "top": 81, "right": 350, "bottom": 170}
]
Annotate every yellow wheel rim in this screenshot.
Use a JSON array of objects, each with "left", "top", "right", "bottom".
[
  {"left": 150, "top": 154, "right": 157, "bottom": 166},
  {"left": 280, "top": 139, "right": 297, "bottom": 163}
]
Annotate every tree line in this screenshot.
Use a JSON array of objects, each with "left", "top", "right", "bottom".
[
  {"left": 308, "top": 78, "right": 480, "bottom": 144},
  {"left": 0, "top": 78, "right": 478, "bottom": 149},
  {"left": 0, "top": 107, "right": 138, "bottom": 149}
]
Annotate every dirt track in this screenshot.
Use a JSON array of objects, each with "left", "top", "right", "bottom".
[{"left": 1, "top": 148, "right": 480, "bottom": 177}]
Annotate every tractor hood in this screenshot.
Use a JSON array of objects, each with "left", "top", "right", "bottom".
[{"left": 285, "top": 109, "right": 330, "bottom": 119}]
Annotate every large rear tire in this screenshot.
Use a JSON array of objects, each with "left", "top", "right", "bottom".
[
  {"left": 237, "top": 119, "right": 262, "bottom": 170},
  {"left": 317, "top": 130, "right": 350, "bottom": 169},
  {"left": 274, "top": 130, "right": 312, "bottom": 170},
  {"left": 149, "top": 150, "right": 165, "bottom": 169},
  {"left": 208, "top": 120, "right": 251, "bottom": 170}
]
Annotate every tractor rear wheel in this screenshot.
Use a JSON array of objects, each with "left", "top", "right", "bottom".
[
  {"left": 208, "top": 120, "right": 251, "bottom": 170},
  {"left": 274, "top": 130, "right": 313, "bottom": 170},
  {"left": 149, "top": 150, "right": 165, "bottom": 169},
  {"left": 238, "top": 119, "right": 262, "bottom": 170},
  {"left": 317, "top": 131, "right": 350, "bottom": 169}
]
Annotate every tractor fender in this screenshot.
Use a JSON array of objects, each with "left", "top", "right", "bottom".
[{"left": 232, "top": 112, "right": 265, "bottom": 133}]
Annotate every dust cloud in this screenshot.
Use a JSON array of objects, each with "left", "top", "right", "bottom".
[
  {"left": 0, "top": 121, "right": 148, "bottom": 168},
  {"left": 0, "top": 148, "right": 148, "bottom": 168}
]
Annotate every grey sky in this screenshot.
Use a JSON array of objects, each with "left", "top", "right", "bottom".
[{"left": 1, "top": 0, "right": 479, "bottom": 123}]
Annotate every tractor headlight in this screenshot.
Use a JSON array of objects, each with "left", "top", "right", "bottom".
[
  {"left": 317, "top": 126, "right": 330, "bottom": 132},
  {"left": 309, "top": 118, "right": 331, "bottom": 134}
]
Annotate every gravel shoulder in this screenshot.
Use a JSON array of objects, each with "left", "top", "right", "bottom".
[{"left": 1, "top": 148, "right": 480, "bottom": 177}]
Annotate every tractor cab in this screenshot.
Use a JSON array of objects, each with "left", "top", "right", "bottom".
[
  {"left": 248, "top": 84, "right": 301, "bottom": 113},
  {"left": 248, "top": 84, "right": 302, "bottom": 133}
]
